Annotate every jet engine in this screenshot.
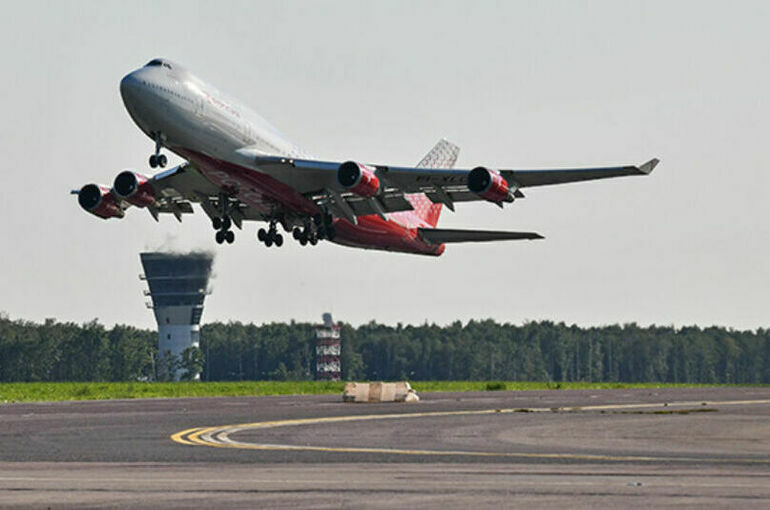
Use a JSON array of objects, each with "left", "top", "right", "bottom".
[
  {"left": 77, "top": 184, "right": 125, "bottom": 219},
  {"left": 113, "top": 171, "right": 155, "bottom": 208},
  {"left": 337, "top": 161, "right": 380, "bottom": 198},
  {"left": 467, "top": 166, "right": 512, "bottom": 203}
]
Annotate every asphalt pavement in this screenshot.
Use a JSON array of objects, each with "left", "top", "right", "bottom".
[{"left": 1, "top": 386, "right": 769, "bottom": 508}]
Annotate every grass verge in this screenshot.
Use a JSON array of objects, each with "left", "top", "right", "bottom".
[{"left": 0, "top": 381, "right": 756, "bottom": 403}]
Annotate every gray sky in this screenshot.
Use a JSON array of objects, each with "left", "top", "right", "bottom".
[{"left": 1, "top": 1, "right": 768, "bottom": 330}]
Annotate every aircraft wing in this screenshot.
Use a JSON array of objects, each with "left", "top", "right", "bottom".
[
  {"left": 145, "top": 163, "right": 267, "bottom": 224},
  {"left": 73, "top": 162, "right": 264, "bottom": 224},
  {"left": 383, "top": 158, "right": 658, "bottom": 190},
  {"left": 418, "top": 228, "right": 543, "bottom": 244},
  {"left": 136, "top": 164, "right": 219, "bottom": 222},
  {"left": 250, "top": 151, "right": 659, "bottom": 218}
]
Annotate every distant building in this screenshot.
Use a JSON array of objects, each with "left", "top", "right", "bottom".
[
  {"left": 140, "top": 252, "right": 214, "bottom": 380},
  {"left": 315, "top": 313, "right": 341, "bottom": 380}
]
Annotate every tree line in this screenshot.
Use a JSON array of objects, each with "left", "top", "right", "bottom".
[{"left": 1, "top": 315, "right": 769, "bottom": 383}]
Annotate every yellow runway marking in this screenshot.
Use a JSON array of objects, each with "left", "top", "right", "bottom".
[
  {"left": 170, "top": 398, "right": 770, "bottom": 463},
  {"left": 169, "top": 427, "right": 205, "bottom": 446}
]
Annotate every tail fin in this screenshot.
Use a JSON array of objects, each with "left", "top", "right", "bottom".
[{"left": 406, "top": 138, "right": 460, "bottom": 227}]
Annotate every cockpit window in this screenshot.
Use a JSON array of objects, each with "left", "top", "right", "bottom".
[{"left": 145, "top": 59, "right": 173, "bottom": 70}]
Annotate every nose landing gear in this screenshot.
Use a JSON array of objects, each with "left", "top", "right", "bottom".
[{"left": 149, "top": 133, "right": 167, "bottom": 168}]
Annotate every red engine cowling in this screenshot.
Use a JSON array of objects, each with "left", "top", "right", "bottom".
[
  {"left": 337, "top": 161, "right": 380, "bottom": 198},
  {"left": 77, "top": 184, "right": 125, "bottom": 219},
  {"left": 113, "top": 171, "right": 155, "bottom": 208},
  {"left": 467, "top": 166, "right": 511, "bottom": 203}
]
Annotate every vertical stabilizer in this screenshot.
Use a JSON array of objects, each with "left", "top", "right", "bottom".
[{"left": 406, "top": 138, "right": 460, "bottom": 227}]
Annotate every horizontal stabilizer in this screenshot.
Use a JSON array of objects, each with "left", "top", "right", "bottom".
[{"left": 419, "top": 228, "right": 543, "bottom": 244}]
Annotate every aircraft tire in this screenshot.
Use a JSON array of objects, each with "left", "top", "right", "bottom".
[
  {"left": 212, "top": 217, "right": 222, "bottom": 230},
  {"left": 258, "top": 228, "right": 266, "bottom": 242},
  {"left": 265, "top": 237, "right": 273, "bottom": 248},
  {"left": 274, "top": 234, "right": 283, "bottom": 247},
  {"left": 149, "top": 155, "right": 158, "bottom": 168},
  {"left": 215, "top": 231, "right": 225, "bottom": 244},
  {"left": 158, "top": 154, "right": 167, "bottom": 168},
  {"left": 225, "top": 230, "right": 235, "bottom": 244}
]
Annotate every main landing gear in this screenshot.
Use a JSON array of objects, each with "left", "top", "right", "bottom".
[
  {"left": 213, "top": 216, "right": 235, "bottom": 244},
  {"left": 257, "top": 220, "right": 283, "bottom": 248},
  {"left": 292, "top": 213, "right": 335, "bottom": 247},
  {"left": 213, "top": 194, "right": 235, "bottom": 244},
  {"left": 149, "top": 132, "right": 167, "bottom": 168}
]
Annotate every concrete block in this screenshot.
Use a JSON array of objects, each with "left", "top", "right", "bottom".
[{"left": 343, "top": 382, "right": 420, "bottom": 403}]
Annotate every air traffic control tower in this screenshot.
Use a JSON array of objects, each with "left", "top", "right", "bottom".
[{"left": 140, "top": 252, "right": 214, "bottom": 380}]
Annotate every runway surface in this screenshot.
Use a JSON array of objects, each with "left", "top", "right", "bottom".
[{"left": 1, "top": 387, "right": 769, "bottom": 508}]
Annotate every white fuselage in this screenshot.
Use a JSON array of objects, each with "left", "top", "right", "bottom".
[
  {"left": 117, "top": 59, "right": 446, "bottom": 256},
  {"left": 120, "top": 60, "right": 308, "bottom": 165}
]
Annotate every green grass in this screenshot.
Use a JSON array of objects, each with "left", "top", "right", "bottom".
[
  {"left": 0, "top": 381, "right": 759, "bottom": 403},
  {"left": 408, "top": 381, "right": 730, "bottom": 393},
  {"left": 0, "top": 381, "right": 344, "bottom": 403}
]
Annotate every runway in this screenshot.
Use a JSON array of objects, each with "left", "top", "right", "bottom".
[{"left": 1, "top": 387, "right": 769, "bottom": 508}]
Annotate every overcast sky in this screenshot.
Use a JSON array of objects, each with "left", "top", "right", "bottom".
[{"left": 1, "top": 1, "right": 768, "bottom": 330}]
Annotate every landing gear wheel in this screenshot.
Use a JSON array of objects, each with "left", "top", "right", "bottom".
[
  {"left": 157, "top": 154, "right": 167, "bottom": 168},
  {"left": 258, "top": 228, "right": 266, "bottom": 242},
  {"left": 149, "top": 155, "right": 158, "bottom": 168},
  {"left": 274, "top": 233, "right": 283, "bottom": 247},
  {"left": 212, "top": 217, "right": 223, "bottom": 230},
  {"left": 299, "top": 237, "right": 308, "bottom": 246},
  {"left": 265, "top": 237, "right": 273, "bottom": 248},
  {"left": 309, "top": 236, "right": 318, "bottom": 246},
  {"left": 221, "top": 217, "right": 232, "bottom": 231},
  {"left": 292, "top": 228, "right": 301, "bottom": 240},
  {"left": 215, "top": 231, "right": 225, "bottom": 244},
  {"left": 225, "top": 230, "right": 235, "bottom": 244}
]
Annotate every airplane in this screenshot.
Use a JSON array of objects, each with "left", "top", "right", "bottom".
[{"left": 73, "top": 58, "right": 659, "bottom": 256}]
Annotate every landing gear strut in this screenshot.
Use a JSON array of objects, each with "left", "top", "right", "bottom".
[
  {"left": 258, "top": 219, "right": 283, "bottom": 248},
  {"left": 149, "top": 133, "right": 167, "bottom": 169}
]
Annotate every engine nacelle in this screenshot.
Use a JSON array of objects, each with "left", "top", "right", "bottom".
[
  {"left": 113, "top": 171, "right": 155, "bottom": 208},
  {"left": 77, "top": 184, "right": 125, "bottom": 219},
  {"left": 337, "top": 161, "right": 380, "bottom": 198},
  {"left": 467, "top": 166, "right": 512, "bottom": 203}
]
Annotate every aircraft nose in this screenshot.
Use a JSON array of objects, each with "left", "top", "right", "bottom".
[{"left": 119, "top": 72, "right": 141, "bottom": 104}]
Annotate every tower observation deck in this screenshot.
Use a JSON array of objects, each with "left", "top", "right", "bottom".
[{"left": 140, "top": 252, "right": 213, "bottom": 380}]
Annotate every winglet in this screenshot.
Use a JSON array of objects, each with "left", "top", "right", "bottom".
[{"left": 638, "top": 158, "right": 660, "bottom": 175}]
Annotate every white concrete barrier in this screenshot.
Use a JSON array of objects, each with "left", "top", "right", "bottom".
[{"left": 343, "top": 382, "right": 420, "bottom": 403}]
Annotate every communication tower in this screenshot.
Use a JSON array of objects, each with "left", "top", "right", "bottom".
[
  {"left": 140, "top": 252, "right": 214, "bottom": 380},
  {"left": 315, "top": 313, "right": 342, "bottom": 380}
]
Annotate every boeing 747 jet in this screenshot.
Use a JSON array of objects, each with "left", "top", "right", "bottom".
[{"left": 73, "top": 58, "right": 658, "bottom": 256}]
